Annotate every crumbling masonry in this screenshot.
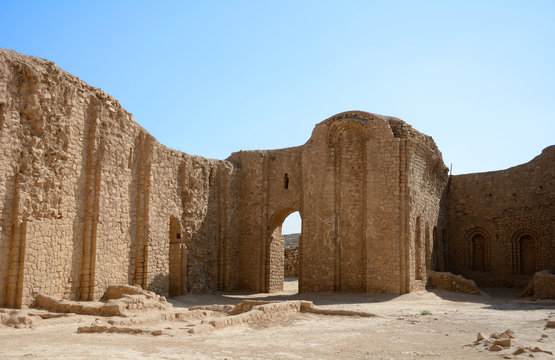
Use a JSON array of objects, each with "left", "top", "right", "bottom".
[{"left": 0, "top": 49, "right": 553, "bottom": 307}]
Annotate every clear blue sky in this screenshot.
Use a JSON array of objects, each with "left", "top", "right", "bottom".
[{"left": 2, "top": 1, "right": 554, "bottom": 233}]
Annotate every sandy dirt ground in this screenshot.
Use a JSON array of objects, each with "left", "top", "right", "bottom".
[{"left": 0, "top": 279, "right": 554, "bottom": 360}]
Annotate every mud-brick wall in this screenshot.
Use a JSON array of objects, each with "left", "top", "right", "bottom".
[
  {"left": 361, "top": 118, "right": 403, "bottom": 294},
  {"left": 299, "top": 112, "right": 432, "bottom": 295},
  {"left": 147, "top": 150, "right": 235, "bottom": 295},
  {"left": 263, "top": 147, "right": 302, "bottom": 293},
  {"left": 227, "top": 147, "right": 302, "bottom": 293},
  {"left": 447, "top": 146, "right": 555, "bottom": 287},
  {"left": 0, "top": 49, "right": 236, "bottom": 307},
  {"left": 0, "top": 50, "right": 95, "bottom": 306},
  {"left": 227, "top": 151, "right": 266, "bottom": 291},
  {"left": 300, "top": 122, "right": 336, "bottom": 292},
  {"left": 405, "top": 128, "right": 449, "bottom": 291}
]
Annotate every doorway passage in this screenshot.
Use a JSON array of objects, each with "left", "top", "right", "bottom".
[
  {"left": 267, "top": 210, "right": 302, "bottom": 294},
  {"left": 281, "top": 211, "right": 301, "bottom": 293}
]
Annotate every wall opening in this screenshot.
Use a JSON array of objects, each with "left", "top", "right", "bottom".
[
  {"left": 471, "top": 234, "right": 486, "bottom": 271},
  {"left": 284, "top": 173, "right": 289, "bottom": 189},
  {"left": 267, "top": 209, "right": 301, "bottom": 294},
  {"left": 282, "top": 211, "right": 301, "bottom": 293}
]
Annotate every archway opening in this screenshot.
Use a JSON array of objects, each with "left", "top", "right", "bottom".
[{"left": 282, "top": 211, "right": 301, "bottom": 293}]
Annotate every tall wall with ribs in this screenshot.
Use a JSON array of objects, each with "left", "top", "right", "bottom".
[
  {"left": 0, "top": 49, "right": 235, "bottom": 307},
  {"left": 228, "top": 112, "right": 448, "bottom": 294}
]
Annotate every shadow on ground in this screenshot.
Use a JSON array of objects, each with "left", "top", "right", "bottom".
[{"left": 167, "top": 278, "right": 555, "bottom": 312}]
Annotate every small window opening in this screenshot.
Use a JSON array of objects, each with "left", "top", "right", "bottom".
[
  {"left": 284, "top": 173, "right": 289, "bottom": 189},
  {"left": 176, "top": 233, "right": 181, "bottom": 239}
]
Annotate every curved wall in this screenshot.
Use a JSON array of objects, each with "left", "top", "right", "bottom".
[
  {"left": 1, "top": 49, "right": 552, "bottom": 307},
  {"left": 446, "top": 146, "right": 555, "bottom": 286}
]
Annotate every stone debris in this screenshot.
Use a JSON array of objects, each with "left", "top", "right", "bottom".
[
  {"left": 489, "top": 344, "right": 503, "bottom": 352},
  {"left": 512, "top": 346, "right": 554, "bottom": 356},
  {"left": 427, "top": 271, "right": 482, "bottom": 294},
  {"left": 493, "top": 339, "right": 511, "bottom": 347},
  {"left": 520, "top": 271, "right": 555, "bottom": 300},
  {"left": 530, "top": 346, "right": 553, "bottom": 355},
  {"left": 0, "top": 309, "right": 42, "bottom": 328},
  {"left": 471, "top": 329, "right": 554, "bottom": 357},
  {"left": 472, "top": 329, "right": 515, "bottom": 352},
  {"left": 491, "top": 329, "right": 516, "bottom": 339}
]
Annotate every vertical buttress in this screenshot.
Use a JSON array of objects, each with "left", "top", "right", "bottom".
[
  {"left": 133, "top": 132, "right": 152, "bottom": 289},
  {"left": 79, "top": 102, "right": 103, "bottom": 301},
  {"left": 6, "top": 174, "right": 26, "bottom": 308}
]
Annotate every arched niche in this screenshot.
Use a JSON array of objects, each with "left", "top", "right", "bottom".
[
  {"left": 465, "top": 228, "right": 491, "bottom": 272},
  {"left": 512, "top": 230, "right": 540, "bottom": 275}
]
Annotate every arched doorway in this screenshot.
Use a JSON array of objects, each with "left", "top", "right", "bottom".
[
  {"left": 466, "top": 229, "right": 490, "bottom": 272},
  {"left": 266, "top": 208, "right": 302, "bottom": 293},
  {"left": 282, "top": 211, "right": 301, "bottom": 293}
]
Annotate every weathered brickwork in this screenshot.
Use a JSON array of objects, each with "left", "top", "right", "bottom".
[
  {"left": 0, "top": 50, "right": 235, "bottom": 307},
  {"left": 0, "top": 49, "right": 553, "bottom": 308},
  {"left": 284, "top": 246, "right": 298, "bottom": 278},
  {"left": 228, "top": 112, "right": 449, "bottom": 294},
  {"left": 446, "top": 146, "right": 555, "bottom": 287}
]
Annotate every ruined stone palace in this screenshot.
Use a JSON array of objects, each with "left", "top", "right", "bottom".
[{"left": 0, "top": 49, "right": 553, "bottom": 308}]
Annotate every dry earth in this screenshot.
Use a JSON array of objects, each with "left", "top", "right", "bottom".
[{"left": 0, "top": 279, "right": 554, "bottom": 360}]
